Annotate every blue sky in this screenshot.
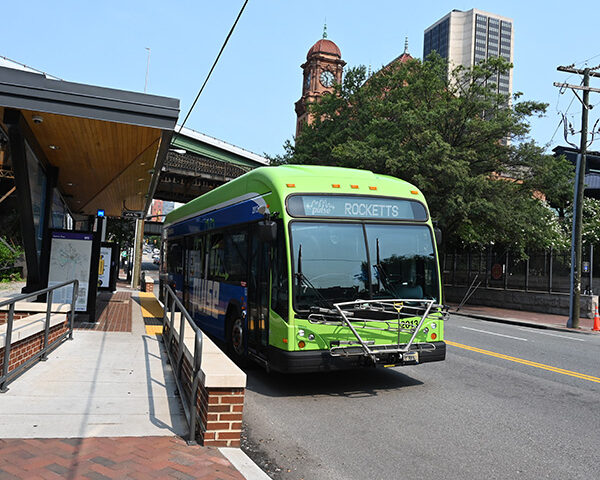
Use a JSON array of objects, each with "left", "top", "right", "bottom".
[{"left": 3, "top": 1, "right": 599, "bottom": 158}]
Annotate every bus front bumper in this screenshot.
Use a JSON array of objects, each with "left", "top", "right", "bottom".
[{"left": 266, "top": 341, "right": 446, "bottom": 374}]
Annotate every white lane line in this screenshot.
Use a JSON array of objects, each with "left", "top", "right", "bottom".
[
  {"left": 460, "top": 326, "right": 528, "bottom": 341},
  {"left": 516, "top": 327, "right": 586, "bottom": 342}
]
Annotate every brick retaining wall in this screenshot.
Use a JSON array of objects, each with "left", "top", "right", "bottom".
[
  {"left": 0, "top": 312, "right": 30, "bottom": 325},
  {"left": 0, "top": 321, "right": 68, "bottom": 373},
  {"left": 164, "top": 324, "right": 245, "bottom": 447},
  {"left": 200, "top": 386, "right": 244, "bottom": 447}
]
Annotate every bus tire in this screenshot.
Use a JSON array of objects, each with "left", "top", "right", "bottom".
[{"left": 226, "top": 309, "right": 246, "bottom": 366}]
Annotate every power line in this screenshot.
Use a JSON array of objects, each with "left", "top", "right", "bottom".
[
  {"left": 177, "top": 0, "right": 249, "bottom": 134},
  {"left": 574, "top": 51, "right": 600, "bottom": 67}
]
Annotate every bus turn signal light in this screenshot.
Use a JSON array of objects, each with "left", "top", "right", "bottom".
[
  {"left": 283, "top": 338, "right": 288, "bottom": 344},
  {"left": 298, "top": 341, "right": 306, "bottom": 348},
  {"left": 431, "top": 333, "right": 437, "bottom": 340},
  {"left": 286, "top": 183, "right": 295, "bottom": 188},
  {"left": 411, "top": 190, "right": 419, "bottom": 195}
]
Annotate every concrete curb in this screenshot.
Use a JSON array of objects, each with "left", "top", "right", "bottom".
[
  {"left": 452, "top": 310, "right": 596, "bottom": 335},
  {"left": 219, "top": 447, "right": 272, "bottom": 480}
]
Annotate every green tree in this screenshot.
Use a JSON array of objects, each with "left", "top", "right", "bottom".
[
  {"left": 564, "top": 197, "right": 600, "bottom": 246},
  {"left": 272, "top": 54, "right": 573, "bottom": 255},
  {"left": 0, "top": 236, "right": 23, "bottom": 281},
  {"left": 106, "top": 218, "right": 136, "bottom": 249}
]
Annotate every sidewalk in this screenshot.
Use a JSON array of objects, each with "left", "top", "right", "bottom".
[
  {"left": 0, "top": 287, "right": 269, "bottom": 480},
  {"left": 451, "top": 303, "right": 598, "bottom": 333}
]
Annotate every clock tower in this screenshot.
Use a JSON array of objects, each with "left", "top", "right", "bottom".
[{"left": 295, "top": 31, "right": 345, "bottom": 137}]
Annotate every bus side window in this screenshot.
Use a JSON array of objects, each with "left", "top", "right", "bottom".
[
  {"left": 223, "top": 230, "right": 248, "bottom": 283},
  {"left": 167, "top": 242, "right": 183, "bottom": 276},
  {"left": 207, "top": 233, "right": 227, "bottom": 281},
  {"left": 271, "top": 220, "right": 288, "bottom": 321}
]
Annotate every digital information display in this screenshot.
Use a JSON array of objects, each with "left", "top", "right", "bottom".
[{"left": 287, "top": 195, "right": 427, "bottom": 221}]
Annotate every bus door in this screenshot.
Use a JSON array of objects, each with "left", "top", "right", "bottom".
[{"left": 247, "top": 232, "right": 270, "bottom": 357}]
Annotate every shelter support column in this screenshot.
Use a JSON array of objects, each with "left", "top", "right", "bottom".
[{"left": 131, "top": 218, "right": 144, "bottom": 290}]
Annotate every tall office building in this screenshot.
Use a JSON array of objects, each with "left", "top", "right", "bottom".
[{"left": 423, "top": 9, "right": 513, "bottom": 96}]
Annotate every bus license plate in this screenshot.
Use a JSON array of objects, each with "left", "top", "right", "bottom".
[{"left": 404, "top": 352, "right": 418, "bottom": 363}]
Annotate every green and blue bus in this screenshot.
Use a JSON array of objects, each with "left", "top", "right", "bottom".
[{"left": 161, "top": 165, "right": 446, "bottom": 373}]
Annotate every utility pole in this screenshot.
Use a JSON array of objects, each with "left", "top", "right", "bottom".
[{"left": 554, "top": 65, "right": 600, "bottom": 328}]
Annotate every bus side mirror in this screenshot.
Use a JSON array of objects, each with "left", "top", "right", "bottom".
[
  {"left": 258, "top": 220, "right": 277, "bottom": 243},
  {"left": 434, "top": 227, "right": 442, "bottom": 248}
]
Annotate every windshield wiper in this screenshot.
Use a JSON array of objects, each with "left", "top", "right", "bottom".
[
  {"left": 374, "top": 238, "right": 400, "bottom": 298},
  {"left": 295, "top": 244, "right": 334, "bottom": 309}
]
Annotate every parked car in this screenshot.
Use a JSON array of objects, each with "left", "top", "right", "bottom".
[
  {"left": 153, "top": 248, "right": 160, "bottom": 254},
  {"left": 152, "top": 253, "right": 160, "bottom": 265}
]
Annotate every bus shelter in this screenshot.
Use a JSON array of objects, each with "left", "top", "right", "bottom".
[{"left": 0, "top": 65, "right": 179, "bottom": 302}]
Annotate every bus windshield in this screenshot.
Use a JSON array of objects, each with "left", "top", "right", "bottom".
[{"left": 291, "top": 222, "right": 438, "bottom": 310}]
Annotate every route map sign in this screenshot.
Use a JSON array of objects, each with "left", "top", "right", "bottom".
[{"left": 48, "top": 231, "right": 94, "bottom": 311}]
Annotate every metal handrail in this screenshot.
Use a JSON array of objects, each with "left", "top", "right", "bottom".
[
  {"left": 161, "top": 284, "right": 203, "bottom": 445},
  {"left": 0, "top": 279, "right": 78, "bottom": 392}
]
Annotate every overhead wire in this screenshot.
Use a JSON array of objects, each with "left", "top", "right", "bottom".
[
  {"left": 574, "top": 51, "right": 600, "bottom": 67},
  {"left": 550, "top": 77, "right": 580, "bottom": 144},
  {"left": 177, "top": 0, "right": 249, "bottom": 135}
]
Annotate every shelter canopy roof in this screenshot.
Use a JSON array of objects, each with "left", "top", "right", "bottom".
[{"left": 0, "top": 66, "right": 179, "bottom": 217}]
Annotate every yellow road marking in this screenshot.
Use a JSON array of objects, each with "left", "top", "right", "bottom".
[
  {"left": 139, "top": 292, "right": 164, "bottom": 318},
  {"left": 446, "top": 340, "right": 600, "bottom": 384},
  {"left": 145, "top": 325, "right": 163, "bottom": 336}
]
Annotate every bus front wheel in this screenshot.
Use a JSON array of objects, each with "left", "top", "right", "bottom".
[{"left": 227, "top": 313, "right": 246, "bottom": 365}]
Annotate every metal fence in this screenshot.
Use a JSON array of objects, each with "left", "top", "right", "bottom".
[
  {"left": 443, "top": 246, "right": 596, "bottom": 294},
  {"left": 161, "top": 284, "right": 203, "bottom": 445}
]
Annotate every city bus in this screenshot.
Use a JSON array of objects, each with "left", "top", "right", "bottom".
[{"left": 161, "top": 165, "right": 446, "bottom": 373}]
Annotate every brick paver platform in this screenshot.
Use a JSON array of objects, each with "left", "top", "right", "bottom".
[
  {"left": 74, "top": 292, "right": 132, "bottom": 332},
  {"left": 0, "top": 436, "right": 245, "bottom": 479}
]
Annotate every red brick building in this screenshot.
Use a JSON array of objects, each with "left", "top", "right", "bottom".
[
  {"left": 295, "top": 35, "right": 346, "bottom": 137},
  {"left": 295, "top": 36, "right": 413, "bottom": 137}
]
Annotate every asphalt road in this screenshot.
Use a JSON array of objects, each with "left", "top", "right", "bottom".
[
  {"left": 141, "top": 252, "right": 159, "bottom": 282},
  {"left": 242, "top": 314, "right": 600, "bottom": 480}
]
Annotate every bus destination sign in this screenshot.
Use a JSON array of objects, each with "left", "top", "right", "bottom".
[{"left": 287, "top": 195, "right": 427, "bottom": 221}]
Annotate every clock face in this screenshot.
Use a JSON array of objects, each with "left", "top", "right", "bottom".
[{"left": 320, "top": 70, "right": 335, "bottom": 88}]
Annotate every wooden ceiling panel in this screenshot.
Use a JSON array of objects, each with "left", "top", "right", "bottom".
[{"left": 20, "top": 110, "right": 162, "bottom": 216}]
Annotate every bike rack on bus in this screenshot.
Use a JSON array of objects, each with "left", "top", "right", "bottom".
[
  {"left": 161, "top": 284, "right": 203, "bottom": 445},
  {"left": 308, "top": 299, "right": 447, "bottom": 364}
]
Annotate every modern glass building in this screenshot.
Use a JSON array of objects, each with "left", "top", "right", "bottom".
[{"left": 423, "top": 9, "right": 513, "bottom": 96}]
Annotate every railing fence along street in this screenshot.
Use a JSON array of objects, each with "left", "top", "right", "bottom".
[
  {"left": 443, "top": 246, "right": 596, "bottom": 294},
  {"left": 0, "top": 279, "right": 78, "bottom": 392}
]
